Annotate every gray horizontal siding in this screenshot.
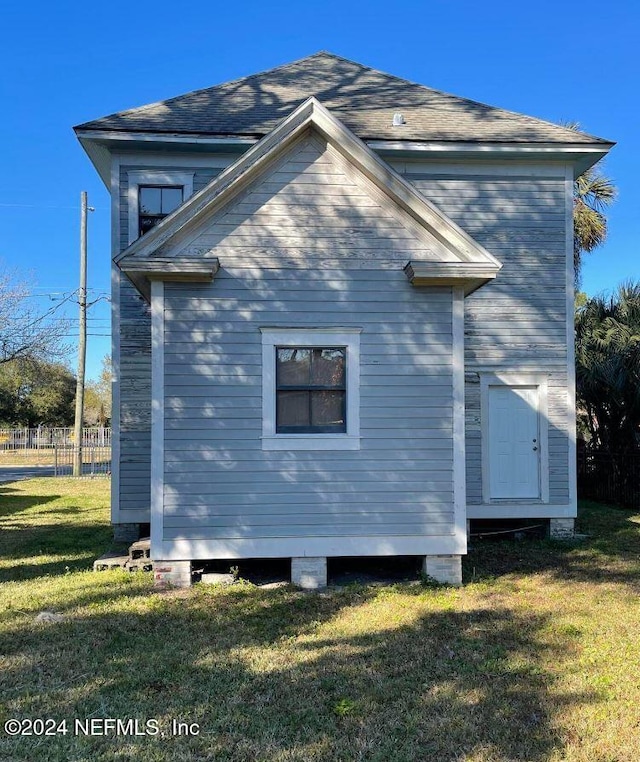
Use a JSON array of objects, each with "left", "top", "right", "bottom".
[
  {"left": 115, "top": 164, "right": 224, "bottom": 523},
  {"left": 181, "top": 136, "right": 444, "bottom": 268},
  {"left": 112, "top": 137, "right": 571, "bottom": 529},
  {"left": 407, "top": 174, "right": 569, "bottom": 506},
  {"left": 163, "top": 269, "right": 455, "bottom": 543}
]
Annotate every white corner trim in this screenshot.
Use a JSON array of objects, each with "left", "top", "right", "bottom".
[
  {"left": 452, "top": 288, "right": 467, "bottom": 552},
  {"left": 480, "top": 371, "right": 550, "bottom": 504},
  {"left": 565, "top": 164, "right": 578, "bottom": 513},
  {"left": 126, "top": 169, "right": 195, "bottom": 245},
  {"left": 150, "top": 280, "right": 165, "bottom": 558},
  {"left": 260, "top": 327, "right": 361, "bottom": 451},
  {"left": 110, "top": 155, "right": 121, "bottom": 524}
]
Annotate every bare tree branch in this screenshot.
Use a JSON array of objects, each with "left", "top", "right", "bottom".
[{"left": 0, "top": 266, "right": 72, "bottom": 365}]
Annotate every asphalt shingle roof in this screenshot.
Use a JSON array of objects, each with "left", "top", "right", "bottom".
[{"left": 75, "top": 52, "right": 610, "bottom": 145}]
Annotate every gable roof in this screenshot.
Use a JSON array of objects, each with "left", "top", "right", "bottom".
[
  {"left": 117, "top": 97, "right": 502, "bottom": 300},
  {"left": 75, "top": 52, "right": 611, "bottom": 146}
]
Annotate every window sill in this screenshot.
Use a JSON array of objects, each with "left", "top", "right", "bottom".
[
  {"left": 262, "top": 435, "right": 361, "bottom": 451},
  {"left": 483, "top": 498, "right": 548, "bottom": 505}
]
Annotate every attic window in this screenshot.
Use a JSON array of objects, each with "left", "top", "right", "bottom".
[
  {"left": 126, "top": 170, "right": 195, "bottom": 245},
  {"left": 138, "top": 185, "right": 184, "bottom": 237}
]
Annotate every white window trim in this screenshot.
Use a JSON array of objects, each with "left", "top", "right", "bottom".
[
  {"left": 480, "top": 372, "right": 550, "bottom": 504},
  {"left": 260, "top": 327, "right": 361, "bottom": 451},
  {"left": 127, "top": 170, "right": 195, "bottom": 245}
]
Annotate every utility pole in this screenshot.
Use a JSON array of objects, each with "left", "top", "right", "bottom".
[{"left": 73, "top": 191, "right": 89, "bottom": 476}]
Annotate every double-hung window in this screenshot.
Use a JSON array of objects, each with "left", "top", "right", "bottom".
[
  {"left": 138, "top": 185, "right": 184, "bottom": 237},
  {"left": 126, "top": 171, "right": 195, "bottom": 244},
  {"left": 261, "top": 328, "right": 361, "bottom": 450},
  {"left": 276, "top": 347, "right": 346, "bottom": 433}
]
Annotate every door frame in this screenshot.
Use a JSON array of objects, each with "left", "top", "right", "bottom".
[{"left": 480, "top": 372, "right": 550, "bottom": 504}]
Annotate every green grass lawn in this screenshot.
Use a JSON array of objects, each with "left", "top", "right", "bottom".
[{"left": 1, "top": 478, "right": 639, "bottom": 761}]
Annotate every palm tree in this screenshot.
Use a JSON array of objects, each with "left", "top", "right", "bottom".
[
  {"left": 564, "top": 122, "right": 617, "bottom": 285},
  {"left": 575, "top": 281, "right": 640, "bottom": 454},
  {"left": 574, "top": 167, "right": 617, "bottom": 282}
]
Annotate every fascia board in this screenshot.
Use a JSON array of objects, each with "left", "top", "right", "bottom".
[
  {"left": 368, "top": 140, "right": 613, "bottom": 178},
  {"left": 74, "top": 129, "right": 259, "bottom": 148},
  {"left": 76, "top": 127, "right": 613, "bottom": 183}
]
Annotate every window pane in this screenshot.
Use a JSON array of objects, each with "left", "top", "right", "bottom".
[
  {"left": 139, "top": 187, "right": 162, "bottom": 215},
  {"left": 311, "top": 391, "right": 345, "bottom": 428},
  {"left": 311, "top": 348, "right": 345, "bottom": 387},
  {"left": 161, "top": 187, "right": 183, "bottom": 214},
  {"left": 277, "top": 391, "right": 309, "bottom": 427},
  {"left": 276, "top": 348, "right": 310, "bottom": 385},
  {"left": 139, "top": 216, "right": 158, "bottom": 236}
]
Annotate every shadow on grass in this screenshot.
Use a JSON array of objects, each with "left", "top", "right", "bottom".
[
  {"left": 0, "top": 521, "right": 112, "bottom": 583},
  {"left": 467, "top": 501, "right": 640, "bottom": 587},
  {"left": 0, "top": 485, "right": 60, "bottom": 519},
  {"left": 0, "top": 583, "right": 597, "bottom": 762}
]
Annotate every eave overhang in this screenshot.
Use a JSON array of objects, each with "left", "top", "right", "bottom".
[
  {"left": 76, "top": 127, "right": 612, "bottom": 188},
  {"left": 120, "top": 257, "right": 220, "bottom": 302},
  {"left": 368, "top": 140, "right": 614, "bottom": 178},
  {"left": 404, "top": 260, "right": 500, "bottom": 296}
]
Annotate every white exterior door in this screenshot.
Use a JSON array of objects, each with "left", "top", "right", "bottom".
[{"left": 488, "top": 386, "right": 540, "bottom": 499}]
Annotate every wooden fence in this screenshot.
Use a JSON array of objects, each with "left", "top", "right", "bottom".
[{"left": 577, "top": 450, "right": 640, "bottom": 510}]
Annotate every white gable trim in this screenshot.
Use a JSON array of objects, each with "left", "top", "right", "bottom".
[
  {"left": 115, "top": 98, "right": 501, "bottom": 280},
  {"left": 452, "top": 287, "right": 467, "bottom": 554}
]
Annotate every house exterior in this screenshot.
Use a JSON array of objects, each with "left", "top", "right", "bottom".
[{"left": 75, "top": 52, "right": 613, "bottom": 587}]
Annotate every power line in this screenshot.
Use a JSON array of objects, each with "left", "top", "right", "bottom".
[
  {"left": 23, "top": 290, "right": 110, "bottom": 299},
  {"left": 0, "top": 203, "right": 102, "bottom": 210}
]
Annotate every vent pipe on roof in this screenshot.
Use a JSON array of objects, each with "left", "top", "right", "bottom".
[{"left": 392, "top": 113, "right": 406, "bottom": 126}]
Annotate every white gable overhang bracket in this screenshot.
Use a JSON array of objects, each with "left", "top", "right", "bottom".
[
  {"left": 119, "top": 257, "right": 220, "bottom": 302},
  {"left": 404, "top": 260, "right": 500, "bottom": 296}
]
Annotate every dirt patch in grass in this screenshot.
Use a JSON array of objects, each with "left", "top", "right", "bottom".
[{"left": 1, "top": 482, "right": 639, "bottom": 761}]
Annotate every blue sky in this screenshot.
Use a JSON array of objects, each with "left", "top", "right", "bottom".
[{"left": 0, "top": 0, "right": 636, "bottom": 380}]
